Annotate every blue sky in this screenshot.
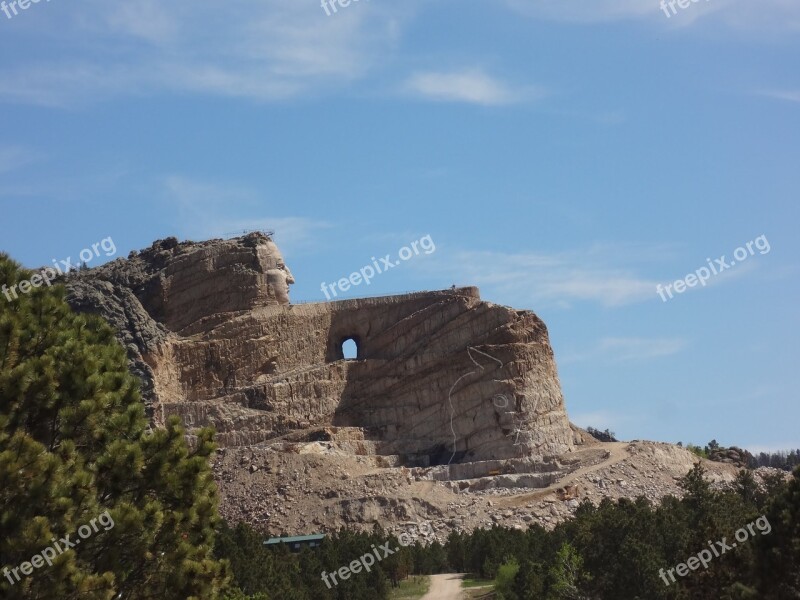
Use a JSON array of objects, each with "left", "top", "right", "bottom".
[{"left": 1, "top": 0, "right": 798, "bottom": 452}]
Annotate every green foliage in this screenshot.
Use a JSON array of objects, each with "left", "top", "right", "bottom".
[
  {"left": 683, "top": 439, "right": 800, "bottom": 472},
  {"left": 494, "top": 557, "right": 520, "bottom": 600},
  {"left": 548, "top": 543, "right": 586, "bottom": 600},
  {"left": 753, "top": 465, "right": 800, "bottom": 597},
  {"left": 586, "top": 427, "right": 618, "bottom": 443},
  {"left": 750, "top": 449, "right": 800, "bottom": 471},
  {"left": 216, "top": 523, "right": 423, "bottom": 599},
  {"left": 0, "top": 255, "right": 227, "bottom": 599},
  {"left": 5, "top": 251, "right": 795, "bottom": 599},
  {"left": 686, "top": 444, "right": 708, "bottom": 459},
  {"left": 212, "top": 462, "right": 799, "bottom": 600},
  {"left": 387, "top": 575, "right": 429, "bottom": 599},
  {"left": 513, "top": 557, "right": 545, "bottom": 600}
]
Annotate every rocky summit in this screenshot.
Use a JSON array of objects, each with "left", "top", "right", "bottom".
[{"left": 63, "top": 233, "right": 773, "bottom": 539}]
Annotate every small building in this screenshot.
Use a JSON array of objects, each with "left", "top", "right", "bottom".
[{"left": 264, "top": 534, "right": 326, "bottom": 552}]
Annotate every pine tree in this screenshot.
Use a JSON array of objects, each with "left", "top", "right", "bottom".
[
  {"left": 755, "top": 466, "right": 800, "bottom": 597},
  {"left": 548, "top": 543, "right": 587, "bottom": 600},
  {"left": 0, "top": 255, "right": 228, "bottom": 599}
]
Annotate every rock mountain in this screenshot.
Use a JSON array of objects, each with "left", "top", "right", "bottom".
[{"left": 64, "top": 233, "right": 765, "bottom": 538}]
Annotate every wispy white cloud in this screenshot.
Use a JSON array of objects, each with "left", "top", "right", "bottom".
[
  {"left": 414, "top": 239, "right": 769, "bottom": 309},
  {"left": 0, "top": 154, "right": 132, "bottom": 201},
  {"left": 561, "top": 336, "right": 688, "bottom": 364},
  {"left": 503, "top": 0, "right": 800, "bottom": 32},
  {"left": 758, "top": 89, "right": 800, "bottom": 103},
  {"left": 0, "top": 0, "right": 408, "bottom": 106},
  {"left": 219, "top": 217, "right": 332, "bottom": 256},
  {"left": 163, "top": 175, "right": 257, "bottom": 208},
  {"left": 570, "top": 410, "right": 635, "bottom": 432},
  {"left": 102, "top": 0, "right": 180, "bottom": 44},
  {"left": 0, "top": 0, "right": 797, "bottom": 109},
  {"left": 403, "top": 69, "right": 539, "bottom": 105},
  {"left": 540, "top": 275, "right": 657, "bottom": 307},
  {"left": 161, "top": 175, "right": 331, "bottom": 254},
  {"left": 0, "top": 145, "right": 41, "bottom": 174},
  {"left": 418, "top": 244, "right": 673, "bottom": 308},
  {"left": 0, "top": 64, "right": 142, "bottom": 108},
  {"left": 746, "top": 443, "right": 800, "bottom": 454},
  {"left": 503, "top": 0, "right": 654, "bottom": 23}
]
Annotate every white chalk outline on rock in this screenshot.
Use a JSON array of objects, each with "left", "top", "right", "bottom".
[
  {"left": 446, "top": 346, "right": 503, "bottom": 467},
  {"left": 492, "top": 394, "right": 534, "bottom": 446},
  {"left": 511, "top": 398, "right": 539, "bottom": 447},
  {"left": 446, "top": 347, "right": 542, "bottom": 475},
  {"left": 510, "top": 418, "right": 527, "bottom": 446}
]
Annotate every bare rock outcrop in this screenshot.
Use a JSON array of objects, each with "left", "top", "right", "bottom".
[
  {"left": 64, "top": 233, "right": 758, "bottom": 536},
  {"left": 65, "top": 234, "right": 294, "bottom": 414},
  {"left": 65, "top": 233, "right": 574, "bottom": 464},
  {"left": 707, "top": 446, "right": 754, "bottom": 468}
]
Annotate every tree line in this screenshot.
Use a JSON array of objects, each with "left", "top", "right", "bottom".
[
  {"left": 681, "top": 439, "right": 800, "bottom": 472},
  {"left": 749, "top": 449, "right": 800, "bottom": 471},
  {"left": 218, "top": 465, "right": 800, "bottom": 599}
]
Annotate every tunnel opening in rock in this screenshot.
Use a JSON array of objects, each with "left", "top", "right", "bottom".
[
  {"left": 341, "top": 337, "right": 358, "bottom": 360},
  {"left": 427, "top": 444, "right": 466, "bottom": 466}
]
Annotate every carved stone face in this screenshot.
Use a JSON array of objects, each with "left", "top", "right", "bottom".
[{"left": 261, "top": 240, "right": 295, "bottom": 304}]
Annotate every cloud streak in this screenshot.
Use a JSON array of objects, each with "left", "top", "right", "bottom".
[
  {"left": 0, "top": 0, "right": 407, "bottom": 106},
  {"left": 561, "top": 337, "right": 688, "bottom": 364},
  {"left": 161, "top": 175, "right": 331, "bottom": 255},
  {"left": 503, "top": 0, "right": 800, "bottom": 31},
  {"left": 758, "top": 90, "right": 800, "bottom": 103},
  {"left": 419, "top": 245, "right": 667, "bottom": 308},
  {"left": 570, "top": 410, "right": 630, "bottom": 431},
  {"left": 0, "top": 145, "right": 40, "bottom": 174},
  {"left": 404, "top": 69, "right": 539, "bottom": 105}
]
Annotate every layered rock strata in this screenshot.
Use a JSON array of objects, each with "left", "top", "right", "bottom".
[
  {"left": 65, "top": 233, "right": 574, "bottom": 464},
  {"left": 59, "top": 234, "right": 782, "bottom": 537}
]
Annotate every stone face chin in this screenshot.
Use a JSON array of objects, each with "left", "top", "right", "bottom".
[{"left": 65, "top": 234, "right": 574, "bottom": 464}]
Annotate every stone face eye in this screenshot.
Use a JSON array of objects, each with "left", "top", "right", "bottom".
[{"left": 493, "top": 395, "right": 510, "bottom": 409}]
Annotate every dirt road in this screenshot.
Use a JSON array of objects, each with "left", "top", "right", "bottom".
[
  {"left": 420, "top": 574, "right": 465, "bottom": 600},
  {"left": 497, "top": 442, "right": 631, "bottom": 508}
]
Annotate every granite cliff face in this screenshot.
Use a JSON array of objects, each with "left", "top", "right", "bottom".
[
  {"left": 66, "top": 233, "right": 574, "bottom": 464},
  {"left": 65, "top": 234, "right": 294, "bottom": 417},
  {"left": 63, "top": 233, "right": 765, "bottom": 536}
]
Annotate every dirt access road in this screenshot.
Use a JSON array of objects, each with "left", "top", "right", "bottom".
[
  {"left": 420, "top": 574, "right": 465, "bottom": 600},
  {"left": 496, "top": 442, "right": 631, "bottom": 508}
]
